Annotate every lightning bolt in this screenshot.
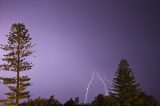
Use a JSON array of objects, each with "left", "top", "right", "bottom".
[
  {"left": 84, "top": 72, "right": 95, "bottom": 103},
  {"left": 97, "top": 73, "right": 108, "bottom": 95}
]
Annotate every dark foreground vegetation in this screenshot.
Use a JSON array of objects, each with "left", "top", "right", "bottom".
[
  {"left": 0, "top": 23, "right": 159, "bottom": 106},
  {"left": 21, "top": 92, "right": 160, "bottom": 106},
  {"left": 20, "top": 60, "right": 160, "bottom": 106}
]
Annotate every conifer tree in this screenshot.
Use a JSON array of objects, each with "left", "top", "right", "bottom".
[
  {"left": 110, "top": 59, "right": 141, "bottom": 106},
  {"left": 0, "top": 23, "right": 34, "bottom": 106}
]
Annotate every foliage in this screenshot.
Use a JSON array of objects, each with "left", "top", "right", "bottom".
[
  {"left": 135, "top": 92, "right": 160, "bottom": 106},
  {"left": 64, "top": 97, "right": 79, "bottom": 106},
  {"left": 0, "top": 23, "right": 34, "bottom": 105},
  {"left": 104, "top": 95, "right": 120, "bottom": 106},
  {"left": 22, "top": 95, "right": 62, "bottom": 106},
  {"left": 109, "top": 59, "right": 160, "bottom": 106},
  {"left": 110, "top": 59, "right": 141, "bottom": 106},
  {"left": 91, "top": 94, "right": 106, "bottom": 106},
  {"left": 91, "top": 94, "right": 120, "bottom": 106},
  {"left": 19, "top": 94, "right": 160, "bottom": 106}
]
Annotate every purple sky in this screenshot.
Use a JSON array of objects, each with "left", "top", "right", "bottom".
[{"left": 0, "top": 0, "right": 160, "bottom": 103}]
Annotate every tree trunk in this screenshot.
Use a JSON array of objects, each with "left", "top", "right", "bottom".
[{"left": 16, "top": 35, "right": 20, "bottom": 106}]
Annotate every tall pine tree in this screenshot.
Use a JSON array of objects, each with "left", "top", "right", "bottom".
[
  {"left": 110, "top": 59, "right": 141, "bottom": 106},
  {"left": 0, "top": 23, "right": 34, "bottom": 106}
]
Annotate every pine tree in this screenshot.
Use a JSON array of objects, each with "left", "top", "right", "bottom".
[
  {"left": 0, "top": 23, "right": 34, "bottom": 106},
  {"left": 110, "top": 59, "right": 141, "bottom": 106}
]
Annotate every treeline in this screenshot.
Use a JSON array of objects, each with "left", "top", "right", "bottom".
[
  {"left": 20, "top": 60, "right": 160, "bottom": 106},
  {"left": 21, "top": 92, "right": 160, "bottom": 106},
  {"left": 0, "top": 23, "right": 159, "bottom": 106}
]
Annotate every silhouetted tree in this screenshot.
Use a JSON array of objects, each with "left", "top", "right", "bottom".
[
  {"left": 75, "top": 97, "right": 79, "bottom": 104},
  {"left": 105, "top": 95, "right": 120, "bottom": 106},
  {"left": 64, "top": 98, "right": 79, "bottom": 106},
  {"left": 110, "top": 59, "right": 141, "bottom": 106},
  {"left": 0, "top": 23, "right": 34, "bottom": 105},
  {"left": 47, "top": 95, "right": 62, "bottom": 106},
  {"left": 91, "top": 94, "right": 106, "bottom": 106},
  {"left": 91, "top": 94, "right": 120, "bottom": 106},
  {"left": 27, "top": 97, "right": 47, "bottom": 106},
  {"left": 23, "top": 96, "right": 62, "bottom": 106},
  {"left": 135, "top": 92, "right": 160, "bottom": 106}
]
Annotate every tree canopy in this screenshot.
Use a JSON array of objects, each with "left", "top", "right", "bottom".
[{"left": 0, "top": 23, "right": 34, "bottom": 106}]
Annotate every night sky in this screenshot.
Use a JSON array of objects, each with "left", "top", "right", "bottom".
[{"left": 0, "top": 0, "right": 160, "bottom": 103}]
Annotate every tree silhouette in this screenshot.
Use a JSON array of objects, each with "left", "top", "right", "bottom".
[
  {"left": 47, "top": 95, "right": 62, "bottom": 106},
  {"left": 91, "top": 94, "right": 106, "bottom": 106},
  {"left": 104, "top": 95, "right": 120, "bottom": 106},
  {"left": 110, "top": 59, "right": 141, "bottom": 106},
  {"left": 64, "top": 98, "right": 80, "bottom": 106},
  {"left": 0, "top": 23, "right": 34, "bottom": 105},
  {"left": 91, "top": 94, "right": 120, "bottom": 106},
  {"left": 135, "top": 92, "right": 160, "bottom": 106},
  {"left": 23, "top": 96, "right": 62, "bottom": 106}
]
